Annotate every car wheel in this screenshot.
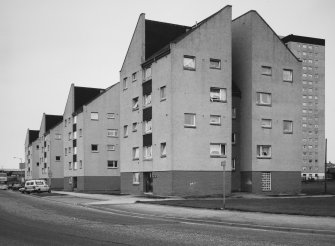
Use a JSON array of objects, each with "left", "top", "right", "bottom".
[{"left": 48, "top": 189, "right": 51, "bottom": 193}]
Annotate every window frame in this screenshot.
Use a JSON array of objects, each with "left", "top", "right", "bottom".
[
  {"left": 256, "top": 92, "right": 272, "bottom": 106},
  {"left": 160, "top": 142, "right": 167, "bottom": 158},
  {"left": 261, "top": 66, "right": 272, "bottom": 76},
  {"left": 107, "top": 160, "right": 118, "bottom": 169},
  {"left": 283, "top": 120, "right": 293, "bottom": 134},
  {"left": 257, "top": 145, "right": 272, "bottom": 159},
  {"left": 143, "top": 145, "right": 152, "bottom": 160},
  {"left": 90, "top": 112, "right": 99, "bottom": 121},
  {"left": 107, "top": 144, "right": 115, "bottom": 151},
  {"left": 132, "top": 97, "right": 139, "bottom": 111},
  {"left": 209, "top": 114, "right": 221, "bottom": 126},
  {"left": 209, "top": 58, "right": 221, "bottom": 70},
  {"left": 283, "top": 69, "right": 293, "bottom": 82},
  {"left": 261, "top": 118, "right": 272, "bottom": 129},
  {"left": 123, "top": 77, "right": 128, "bottom": 90},
  {"left": 261, "top": 172, "right": 272, "bottom": 192},
  {"left": 210, "top": 143, "right": 226, "bottom": 158},
  {"left": 184, "top": 113, "right": 196, "bottom": 128},
  {"left": 210, "top": 87, "right": 227, "bottom": 103},
  {"left": 107, "top": 113, "right": 115, "bottom": 119},
  {"left": 123, "top": 125, "right": 128, "bottom": 138},
  {"left": 160, "top": 86, "right": 167, "bottom": 101},
  {"left": 132, "top": 147, "right": 140, "bottom": 160},
  {"left": 91, "top": 144, "right": 99, "bottom": 153},
  {"left": 133, "top": 172, "right": 140, "bottom": 185},
  {"left": 183, "top": 55, "right": 196, "bottom": 71}
]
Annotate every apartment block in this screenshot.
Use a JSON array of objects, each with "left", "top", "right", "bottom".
[
  {"left": 63, "top": 83, "right": 120, "bottom": 192},
  {"left": 120, "top": 6, "right": 233, "bottom": 196},
  {"left": 24, "top": 129, "right": 40, "bottom": 180},
  {"left": 232, "top": 11, "right": 302, "bottom": 194},
  {"left": 282, "top": 35, "right": 325, "bottom": 180},
  {"left": 38, "top": 113, "right": 64, "bottom": 189}
]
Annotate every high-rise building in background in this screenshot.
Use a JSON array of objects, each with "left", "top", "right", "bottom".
[{"left": 282, "top": 35, "right": 325, "bottom": 180}]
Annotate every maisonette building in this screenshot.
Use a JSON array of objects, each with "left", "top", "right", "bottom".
[
  {"left": 63, "top": 83, "right": 120, "bottom": 192},
  {"left": 120, "top": 6, "right": 233, "bottom": 196},
  {"left": 24, "top": 129, "right": 40, "bottom": 180},
  {"left": 232, "top": 11, "right": 302, "bottom": 194},
  {"left": 38, "top": 113, "right": 64, "bottom": 189}
]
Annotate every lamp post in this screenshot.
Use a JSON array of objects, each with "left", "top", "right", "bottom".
[{"left": 221, "top": 161, "right": 226, "bottom": 210}]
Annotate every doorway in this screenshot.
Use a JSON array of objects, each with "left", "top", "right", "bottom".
[{"left": 143, "top": 172, "right": 153, "bottom": 193}]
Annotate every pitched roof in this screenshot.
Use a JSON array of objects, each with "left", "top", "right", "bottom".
[
  {"left": 45, "top": 114, "right": 63, "bottom": 133},
  {"left": 74, "top": 86, "right": 104, "bottom": 112},
  {"left": 281, "top": 34, "right": 325, "bottom": 46},
  {"left": 28, "top": 130, "right": 39, "bottom": 144}
]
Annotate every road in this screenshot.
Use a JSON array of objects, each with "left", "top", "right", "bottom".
[{"left": 0, "top": 190, "right": 334, "bottom": 246}]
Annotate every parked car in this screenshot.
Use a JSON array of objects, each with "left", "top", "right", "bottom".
[
  {"left": 0, "top": 184, "right": 8, "bottom": 190},
  {"left": 21, "top": 180, "right": 51, "bottom": 194},
  {"left": 11, "top": 183, "right": 23, "bottom": 191}
]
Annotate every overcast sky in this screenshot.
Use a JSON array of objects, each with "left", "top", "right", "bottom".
[{"left": 1, "top": 0, "right": 334, "bottom": 169}]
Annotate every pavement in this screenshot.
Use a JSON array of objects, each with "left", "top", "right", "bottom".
[{"left": 34, "top": 190, "right": 335, "bottom": 235}]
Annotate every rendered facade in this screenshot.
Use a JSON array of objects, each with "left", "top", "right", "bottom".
[
  {"left": 23, "top": 6, "right": 325, "bottom": 196},
  {"left": 24, "top": 129, "right": 40, "bottom": 180},
  {"left": 63, "top": 83, "right": 120, "bottom": 192},
  {"left": 37, "top": 114, "right": 64, "bottom": 189},
  {"left": 282, "top": 35, "right": 325, "bottom": 180}
]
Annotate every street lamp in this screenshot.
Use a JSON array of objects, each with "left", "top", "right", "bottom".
[{"left": 221, "top": 161, "right": 226, "bottom": 210}]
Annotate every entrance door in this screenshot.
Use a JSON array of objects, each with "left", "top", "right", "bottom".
[
  {"left": 73, "top": 177, "right": 77, "bottom": 190},
  {"left": 143, "top": 172, "right": 153, "bottom": 193}
]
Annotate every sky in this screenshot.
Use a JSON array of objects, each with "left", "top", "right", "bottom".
[{"left": 1, "top": 0, "right": 334, "bottom": 169}]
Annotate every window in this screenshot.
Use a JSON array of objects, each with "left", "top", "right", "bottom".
[
  {"left": 232, "top": 158, "right": 236, "bottom": 171},
  {"left": 124, "top": 125, "right": 128, "bottom": 137},
  {"left": 79, "top": 160, "right": 83, "bottom": 169},
  {"left": 283, "top": 69, "right": 293, "bottom": 82},
  {"left": 210, "top": 58, "right": 221, "bottom": 69},
  {"left": 55, "top": 134, "right": 61, "bottom": 140},
  {"left": 73, "top": 162, "right": 78, "bottom": 170},
  {"left": 210, "top": 87, "right": 227, "bottom": 102},
  {"left": 132, "top": 97, "right": 139, "bottom": 111},
  {"left": 261, "top": 66, "right": 272, "bottom": 76},
  {"left": 91, "top": 112, "right": 99, "bottom": 120},
  {"left": 68, "top": 147, "right": 71, "bottom": 154},
  {"left": 107, "top": 145, "right": 115, "bottom": 151},
  {"left": 210, "top": 143, "right": 226, "bottom": 157},
  {"left": 69, "top": 162, "right": 72, "bottom": 170},
  {"left": 133, "top": 173, "right": 140, "bottom": 185},
  {"left": 232, "top": 107, "right": 237, "bottom": 119},
  {"left": 132, "top": 147, "right": 139, "bottom": 160},
  {"left": 107, "top": 129, "right": 118, "bottom": 137},
  {"left": 261, "top": 172, "right": 271, "bottom": 191},
  {"left": 144, "top": 146, "right": 152, "bottom": 159},
  {"left": 144, "top": 120, "right": 152, "bottom": 133},
  {"left": 73, "top": 116, "right": 77, "bottom": 124},
  {"left": 68, "top": 132, "right": 72, "bottom": 140},
  {"left": 183, "top": 55, "right": 195, "bottom": 70},
  {"left": 144, "top": 67, "right": 152, "bottom": 81},
  {"left": 160, "top": 142, "right": 167, "bottom": 157},
  {"left": 160, "top": 86, "right": 166, "bottom": 100},
  {"left": 107, "top": 113, "right": 115, "bottom": 119},
  {"left": 55, "top": 156, "right": 61, "bottom": 161},
  {"left": 65, "top": 148, "right": 67, "bottom": 156},
  {"left": 143, "top": 94, "right": 151, "bottom": 107},
  {"left": 132, "top": 72, "right": 137, "bottom": 82},
  {"left": 132, "top": 122, "right": 138, "bottom": 132},
  {"left": 257, "top": 145, "right": 272, "bottom": 158},
  {"left": 36, "top": 145, "right": 39, "bottom": 150},
  {"left": 256, "top": 92, "right": 271, "bottom": 106},
  {"left": 283, "top": 120, "right": 293, "bottom": 134},
  {"left": 107, "top": 160, "right": 118, "bottom": 169},
  {"left": 261, "top": 119, "right": 272, "bottom": 129},
  {"left": 210, "top": 115, "right": 221, "bottom": 125},
  {"left": 91, "top": 144, "right": 98, "bottom": 152},
  {"left": 123, "top": 77, "right": 128, "bottom": 90},
  {"left": 184, "top": 113, "right": 196, "bottom": 127},
  {"left": 232, "top": 133, "right": 236, "bottom": 144}
]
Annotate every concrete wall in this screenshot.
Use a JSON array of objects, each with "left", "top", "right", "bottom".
[
  {"left": 49, "top": 123, "right": 64, "bottom": 187},
  {"left": 232, "top": 96, "right": 241, "bottom": 191}
]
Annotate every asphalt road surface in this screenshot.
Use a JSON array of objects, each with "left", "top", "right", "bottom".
[{"left": 0, "top": 190, "right": 334, "bottom": 246}]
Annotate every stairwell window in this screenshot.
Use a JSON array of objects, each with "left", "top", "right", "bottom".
[
  {"left": 283, "top": 120, "right": 293, "bottom": 134},
  {"left": 183, "top": 55, "right": 196, "bottom": 70},
  {"left": 261, "top": 66, "right": 272, "bottom": 76},
  {"left": 144, "top": 120, "right": 152, "bottom": 134},
  {"left": 143, "top": 94, "right": 151, "bottom": 107},
  {"left": 210, "top": 143, "right": 226, "bottom": 157},
  {"left": 133, "top": 147, "right": 139, "bottom": 160},
  {"left": 232, "top": 133, "right": 236, "bottom": 145},
  {"left": 257, "top": 145, "right": 271, "bottom": 158},
  {"left": 133, "top": 173, "right": 140, "bottom": 185},
  {"left": 132, "top": 97, "right": 139, "bottom": 111},
  {"left": 160, "top": 142, "right": 167, "bottom": 158},
  {"left": 144, "top": 67, "right": 152, "bottom": 81},
  {"left": 261, "top": 172, "right": 271, "bottom": 191},
  {"left": 283, "top": 69, "right": 293, "bottom": 82},
  {"left": 256, "top": 92, "right": 271, "bottom": 106},
  {"left": 210, "top": 58, "right": 221, "bottom": 69},
  {"left": 184, "top": 113, "right": 196, "bottom": 128},
  {"left": 144, "top": 146, "right": 152, "bottom": 160},
  {"left": 210, "top": 87, "right": 227, "bottom": 102}
]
